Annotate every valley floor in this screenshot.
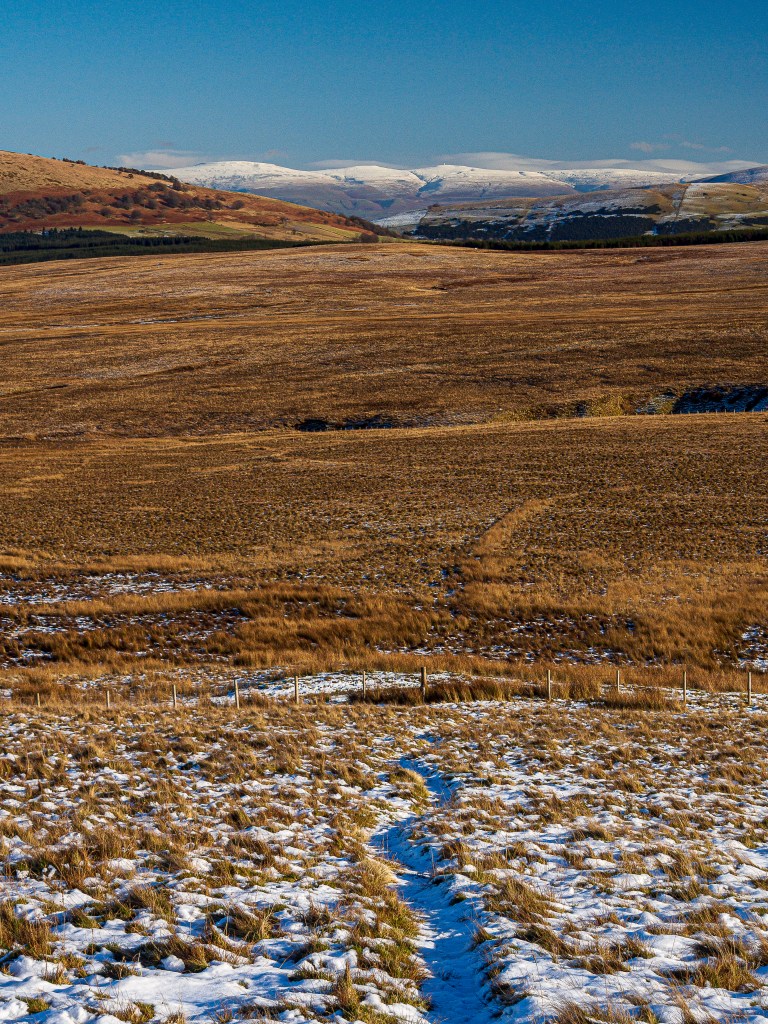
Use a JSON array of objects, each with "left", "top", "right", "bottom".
[{"left": 2, "top": 676, "right": 768, "bottom": 1023}]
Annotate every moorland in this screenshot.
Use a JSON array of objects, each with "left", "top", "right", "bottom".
[
  {"left": 1, "top": 151, "right": 768, "bottom": 1024},
  {"left": 0, "top": 239, "right": 765, "bottom": 681}
]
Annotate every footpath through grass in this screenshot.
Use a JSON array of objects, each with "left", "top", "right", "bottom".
[{"left": 1, "top": 676, "right": 768, "bottom": 1023}]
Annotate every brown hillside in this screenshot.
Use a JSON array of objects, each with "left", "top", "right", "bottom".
[
  {"left": 0, "top": 150, "right": 372, "bottom": 242},
  {"left": 0, "top": 150, "right": 152, "bottom": 191}
]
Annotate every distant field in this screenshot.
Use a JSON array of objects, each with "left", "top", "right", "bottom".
[{"left": 0, "top": 241, "right": 766, "bottom": 440}]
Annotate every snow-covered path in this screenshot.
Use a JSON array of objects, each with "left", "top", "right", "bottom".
[{"left": 374, "top": 761, "right": 495, "bottom": 1024}]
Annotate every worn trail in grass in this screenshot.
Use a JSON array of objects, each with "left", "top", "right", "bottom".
[{"left": 374, "top": 760, "right": 494, "bottom": 1024}]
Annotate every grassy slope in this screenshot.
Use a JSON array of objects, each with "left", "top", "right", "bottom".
[
  {"left": 0, "top": 151, "right": 144, "bottom": 191},
  {"left": 420, "top": 180, "right": 768, "bottom": 238},
  {"left": 0, "top": 150, "right": 370, "bottom": 242}
]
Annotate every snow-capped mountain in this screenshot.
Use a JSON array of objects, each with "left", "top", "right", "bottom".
[
  {"left": 696, "top": 165, "right": 768, "bottom": 185},
  {"left": 544, "top": 167, "right": 685, "bottom": 192},
  {"left": 408, "top": 164, "right": 571, "bottom": 200},
  {"left": 157, "top": 160, "right": 581, "bottom": 217},
  {"left": 157, "top": 159, "right": 688, "bottom": 218}
]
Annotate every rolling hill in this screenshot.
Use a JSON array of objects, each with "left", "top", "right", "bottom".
[
  {"left": 415, "top": 180, "right": 768, "bottom": 242},
  {"left": 699, "top": 164, "right": 768, "bottom": 185},
  {"left": 0, "top": 150, "right": 375, "bottom": 243}
]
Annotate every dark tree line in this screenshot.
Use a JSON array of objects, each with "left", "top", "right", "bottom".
[
  {"left": 428, "top": 225, "right": 768, "bottom": 252},
  {"left": 0, "top": 229, "right": 321, "bottom": 266}
]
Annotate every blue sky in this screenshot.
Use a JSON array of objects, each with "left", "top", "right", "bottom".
[{"left": 3, "top": 0, "right": 766, "bottom": 171}]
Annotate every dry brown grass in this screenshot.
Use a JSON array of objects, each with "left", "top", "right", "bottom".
[
  {"left": 0, "top": 239, "right": 764, "bottom": 673},
  {"left": 0, "top": 901, "right": 53, "bottom": 957},
  {"left": 0, "top": 151, "right": 156, "bottom": 192},
  {"left": 0, "top": 241, "right": 766, "bottom": 439},
  {"left": 0, "top": 413, "right": 764, "bottom": 672}
]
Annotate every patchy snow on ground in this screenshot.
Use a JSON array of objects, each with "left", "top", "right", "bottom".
[
  {"left": 740, "top": 627, "right": 768, "bottom": 672},
  {"left": 1, "top": 681, "right": 768, "bottom": 1023}
]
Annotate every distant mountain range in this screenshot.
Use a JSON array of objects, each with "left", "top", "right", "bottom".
[
  {"left": 5, "top": 150, "right": 766, "bottom": 247},
  {"left": 157, "top": 160, "right": 693, "bottom": 219}
]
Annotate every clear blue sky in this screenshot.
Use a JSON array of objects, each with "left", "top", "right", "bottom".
[{"left": 3, "top": 0, "right": 766, "bottom": 169}]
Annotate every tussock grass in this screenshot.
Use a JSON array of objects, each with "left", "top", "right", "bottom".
[
  {"left": 487, "top": 878, "right": 556, "bottom": 924},
  {"left": 0, "top": 903, "right": 53, "bottom": 958}
]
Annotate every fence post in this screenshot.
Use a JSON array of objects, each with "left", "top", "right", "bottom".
[
  {"left": 234, "top": 678, "right": 240, "bottom": 711},
  {"left": 294, "top": 675, "right": 300, "bottom": 705},
  {"left": 36, "top": 692, "right": 41, "bottom": 709},
  {"left": 616, "top": 668, "right": 621, "bottom": 694},
  {"left": 172, "top": 684, "right": 178, "bottom": 709},
  {"left": 683, "top": 669, "right": 687, "bottom": 706},
  {"left": 547, "top": 669, "right": 552, "bottom": 702},
  {"left": 748, "top": 671, "right": 753, "bottom": 707},
  {"left": 362, "top": 671, "right": 367, "bottom": 699},
  {"left": 106, "top": 689, "right": 111, "bottom": 710},
  {"left": 420, "top": 666, "right": 427, "bottom": 703}
]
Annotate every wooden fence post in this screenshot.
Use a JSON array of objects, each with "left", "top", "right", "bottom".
[
  {"left": 683, "top": 669, "right": 687, "bottom": 706},
  {"left": 234, "top": 678, "right": 240, "bottom": 711},
  {"left": 294, "top": 675, "right": 300, "bottom": 705},
  {"left": 362, "top": 671, "right": 367, "bottom": 699},
  {"left": 172, "top": 684, "right": 178, "bottom": 709},
  {"left": 35, "top": 692, "right": 41, "bottom": 709},
  {"left": 616, "top": 668, "right": 621, "bottom": 694},
  {"left": 106, "top": 689, "right": 111, "bottom": 710},
  {"left": 547, "top": 669, "right": 552, "bottom": 701},
  {"left": 420, "top": 666, "right": 427, "bottom": 703}
]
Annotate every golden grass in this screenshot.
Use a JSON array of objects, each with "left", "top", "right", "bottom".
[
  {"left": 0, "top": 150, "right": 152, "bottom": 192},
  {"left": 0, "top": 412, "right": 764, "bottom": 672},
  {"left": 0, "top": 241, "right": 766, "bottom": 439},
  {"left": 0, "top": 239, "right": 764, "bottom": 672}
]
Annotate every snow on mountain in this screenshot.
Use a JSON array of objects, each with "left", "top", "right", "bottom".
[
  {"left": 412, "top": 163, "right": 569, "bottom": 197},
  {"left": 326, "top": 165, "right": 424, "bottom": 190},
  {"left": 159, "top": 160, "right": 333, "bottom": 190},
  {"left": 696, "top": 165, "right": 768, "bottom": 185},
  {"left": 376, "top": 209, "right": 430, "bottom": 230},
  {"left": 157, "top": 159, "right": 686, "bottom": 218},
  {"left": 545, "top": 167, "right": 684, "bottom": 192}
]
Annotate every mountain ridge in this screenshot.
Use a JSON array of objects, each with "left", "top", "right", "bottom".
[
  {"left": 698, "top": 165, "right": 768, "bottom": 185},
  {"left": 157, "top": 159, "right": 690, "bottom": 218}
]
